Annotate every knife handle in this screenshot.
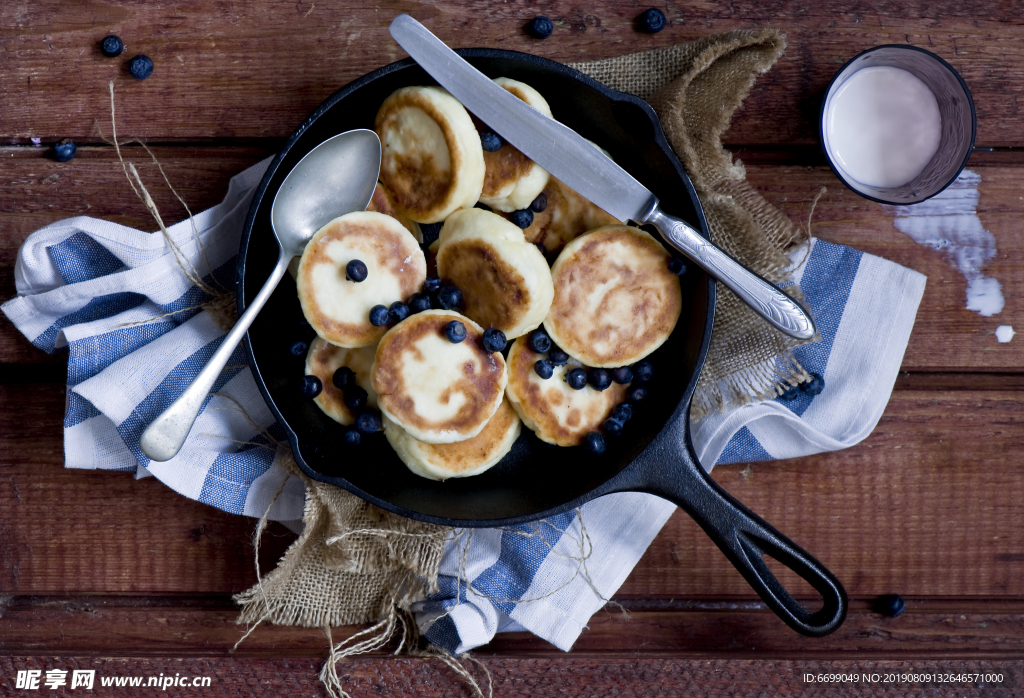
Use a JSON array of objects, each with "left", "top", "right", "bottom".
[{"left": 647, "top": 207, "right": 816, "bottom": 341}]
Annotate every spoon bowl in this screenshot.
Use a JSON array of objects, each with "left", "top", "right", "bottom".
[{"left": 139, "top": 128, "right": 382, "bottom": 462}]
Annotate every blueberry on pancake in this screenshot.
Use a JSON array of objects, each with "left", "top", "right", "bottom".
[{"left": 304, "top": 338, "right": 379, "bottom": 426}]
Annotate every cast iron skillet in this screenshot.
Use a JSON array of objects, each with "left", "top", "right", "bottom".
[{"left": 238, "top": 49, "right": 847, "bottom": 637}]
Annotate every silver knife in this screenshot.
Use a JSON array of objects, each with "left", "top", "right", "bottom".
[{"left": 389, "top": 14, "right": 815, "bottom": 341}]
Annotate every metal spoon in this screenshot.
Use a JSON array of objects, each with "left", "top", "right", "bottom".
[{"left": 140, "top": 129, "right": 382, "bottom": 462}]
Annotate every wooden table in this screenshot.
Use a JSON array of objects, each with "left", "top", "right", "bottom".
[{"left": 2, "top": 2, "right": 1022, "bottom": 695}]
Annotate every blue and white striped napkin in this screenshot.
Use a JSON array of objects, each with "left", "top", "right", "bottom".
[{"left": 2, "top": 159, "right": 925, "bottom": 654}]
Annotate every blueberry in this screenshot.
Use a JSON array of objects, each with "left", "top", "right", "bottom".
[
  {"left": 409, "top": 292, "right": 432, "bottom": 314},
  {"left": 445, "top": 320, "right": 467, "bottom": 343},
  {"left": 420, "top": 222, "right": 443, "bottom": 247},
  {"left": 566, "top": 368, "right": 588, "bottom": 390},
  {"left": 548, "top": 348, "right": 568, "bottom": 366},
  {"left": 128, "top": 54, "right": 154, "bottom": 80},
  {"left": 529, "top": 193, "right": 548, "bottom": 212},
  {"left": 509, "top": 208, "right": 534, "bottom": 229},
  {"left": 583, "top": 431, "right": 606, "bottom": 454},
  {"left": 475, "top": 202, "right": 493, "bottom": 212},
  {"left": 803, "top": 373, "right": 825, "bottom": 396},
  {"left": 344, "top": 385, "right": 368, "bottom": 412},
  {"left": 480, "top": 129, "right": 503, "bottom": 152},
  {"left": 667, "top": 257, "right": 687, "bottom": 276},
  {"left": 301, "top": 375, "right": 322, "bottom": 398},
  {"left": 611, "top": 366, "right": 633, "bottom": 384},
  {"left": 528, "top": 328, "right": 552, "bottom": 354},
  {"left": 346, "top": 259, "right": 368, "bottom": 282},
  {"left": 100, "top": 35, "right": 124, "bottom": 58},
  {"left": 611, "top": 403, "right": 633, "bottom": 423},
  {"left": 535, "top": 242, "right": 548, "bottom": 258},
  {"left": 529, "top": 15, "right": 554, "bottom": 39},
  {"left": 603, "top": 418, "right": 624, "bottom": 437},
  {"left": 355, "top": 409, "right": 382, "bottom": 434},
  {"left": 588, "top": 368, "right": 612, "bottom": 391},
  {"left": 343, "top": 427, "right": 362, "bottom": 446},
  {"left": 437, "top": 283, "right": 463, "bottom": 311},
  {"left": 633, "top": 360, "right": 654, "bottom": 382},
  {"left": 422, "top": 277, "right": 442, "bottom": 294},
  {"left": 639, "top": 8, "right": 666, "bottom": 33},
  {"left": 482, "top": 328, "right": 507, "bottom": 353},
  {"left": 389, "top": 301, "right": 410, "bottom": 323},
  {"left": 778, "top": 383, "right": 801, "bottom": 401},
  {"left": 873, "top": 594, "right": 905, "bottom": 618},
  {"left": 52, "top": 139, "right": 76, "bottom": 163},
  {"left": 289, "top": 340, "right": 309, "bottom": 357},
  {"left": 369, "top": 304, "right": 390, "bottom": 326},
  {"left": 628, "top": 385, "right": 648, "bottom": 402},
  {"left": 332, "top": 366, "right": 355, "bottom": 390},
  {"left": 534, "top": 359, "right": 553, "bottom": 379}
]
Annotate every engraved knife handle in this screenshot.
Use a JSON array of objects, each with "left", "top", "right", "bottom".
[{"left": 646, "top": 206, "right": 816, "bottom": 341}]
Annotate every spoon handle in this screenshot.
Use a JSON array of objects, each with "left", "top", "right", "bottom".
[{"left": 139, "top": 250, "right": 292, "bottom": 462}]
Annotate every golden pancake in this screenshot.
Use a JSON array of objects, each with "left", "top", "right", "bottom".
[
  {"left": 296, "top": 211, "right": 426, "bottom": 348},
  {"left": 435, "top": 208, "right": 553, "bottom": 339},
  {"left": 375, "top": 86, "right": 485, "bottom": 223},
  {"left": 510, "top": 176, "right": 620, "bottom": 256},
  {"left": 477, "top": 78, "right": 551, "bottom": 212},
  {"left": 384, "top": 397, "right": 521, "bottom": 480},
  {"left": 371, "top": 310, "right": 507, "bottom": 444},
  {"left": 368, "top": 181, "right": 422, "bottom": 242},
  {"left": 544, "top": 225, "right": 681, "bottom": 368},
  {"left": 504, "top": 337, "right": 628, "bottom": 447},
  {"left": 304, "top": 338, "right": 378, "bottom": 425}
]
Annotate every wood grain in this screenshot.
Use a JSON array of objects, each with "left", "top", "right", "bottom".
[{"left": 2, "top": 1, "right": 1023, "bottom": 147}]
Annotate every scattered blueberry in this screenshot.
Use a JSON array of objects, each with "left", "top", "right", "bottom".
[
  {"left": 52, "top": 139, "right": 77, "bottom": 163},
  {"left": 420, "top": 222, "right": 443, "bottom": 247},
  {"left": 874, "top": 594, "right": 905, "bottom": 618},
  {"left": 355, "top": 409, "right": 382, "bottom": 434},
  {"left": 534, "top": 359, "right": 553, "bottom": 379},
  {"left": 389, "top": 301, "right": 410, "bottom": 323},
  {"left": 611, "top": 403, "right": 633, "bottom": 423},
  {"left": 603, "top": 418, "right": 624, "bottom": 437},
  {"left": 628, "top": 385, "right": 648, "bottom": 402},
  {"left": 480, "top": 129, "right": 503, "bottom": 152},
  {"left": 611, "top": 366, "right": 633, "bottom": 384},
  {"left": 529, "top": 15, "right": 554, "bottom": 39},
  {"left": 343, "top": 427, "right": 362, "bottom": 446},
  {"left": 633, "top": 360, "right": 654, "bottom": 382},
  {"left": 289, "top": 340, "right": 309, "bottom": 357},
  {"left": 583, "top": 431, "right": 606, "bottom": 454},
  {"left": 333, "top": 366, "right": 355, "bottom": 390},
  {"left": 548, "top": 348, "right": 568, "bottom": 366},
  {"left": 445, "top": 320, "right": 467, "bottom": 343},
  {"left": 100, "top": 35, "right": 124, "bottom": 58},
  {"left": 301, "top": 375, "right": 323, "bottom": 398},
  {"left": 509, "top": 208, "right": 534, "bottom": 229},
  {"left": 422, "top": 277, "right": 442, "bottom": 294},
  {"left": 803, "top": 373, "right": 825, "bottom": 396},
  {"left": 344, "top": 385, "right": 368, "bottom": 412},
  {"left": 475, "top": 202, "right": 493, "bottom": 212},
  {"left": 369, "top": 304, "right": 390, "bottom": 326},
  {"left": 588, "top": 368, "right": 612, "bottom": 391},
  {"left": 409, "top": 292, "right": 432, "bottom": 314},
  {"left": 346, "top": 259, "right": 368, "bottom": 282},
  {"left": 566, "top": 368, "right": 588, "bottom": 390},
  {"left": 667, "top": 257, "right": 687, "bottom": 276},
  {"left": 528, "top": 328, "right": 552, "bottom": 354},
  {"left": 128, "top": 54, "right": 154, "bottom": 80},
  {"left": 482, "top": 328, "right": 507, "bottom": 353},
  {"left": 639, "top": 8, "right": 666, "bottom": 33},
  {"left": 529, "top": 193, "right": 548, "bottom": 212},
  {"left": 778, "top": 383, "right": 801, "bottom": 401},
  {"left": 437, "top": 283, "right": 463, "bottom": 311}
]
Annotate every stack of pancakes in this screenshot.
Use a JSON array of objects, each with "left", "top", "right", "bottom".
[{"left": 294, "top": 77, "right": 684, "bottom": 480}]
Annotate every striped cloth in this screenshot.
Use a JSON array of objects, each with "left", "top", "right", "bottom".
[{"left": 2, "top": 159, "right": 926, "bottom": 654}]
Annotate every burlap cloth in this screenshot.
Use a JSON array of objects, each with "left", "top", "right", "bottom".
[{"left": 235, "top": 27, "right": 814, "bottom": 681}]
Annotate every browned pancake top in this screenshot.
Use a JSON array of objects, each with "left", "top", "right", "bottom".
[
  {"left": 436, "top": 237, "right": 530, "bottom": 332},
  {"left": 367, "top": 182, "right": 419, "bottom": 238},
  {"left": 413, "top": 398, "right": 518, "bottom": 472},
  {"left": 512, "top": 178, "right": 619, "bottom": 254}
]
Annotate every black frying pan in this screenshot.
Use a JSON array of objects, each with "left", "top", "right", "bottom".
[{"left": 238, "top": 49, "right": 847, "bottom": 637}]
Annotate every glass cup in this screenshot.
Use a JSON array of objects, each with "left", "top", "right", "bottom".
[{"left": 820, "top": 45, "right": 976, "bottom": 205}]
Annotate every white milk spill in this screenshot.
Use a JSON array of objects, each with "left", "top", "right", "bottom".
[
  {"left": 996, "top": 326, "right": 1015, "bottom": 343},
  {"left": 826, "top": 66, "right": 942, "bottom": 188},
  {"left": 887, "top": 170, "right": 1005, "bottom": 317}
]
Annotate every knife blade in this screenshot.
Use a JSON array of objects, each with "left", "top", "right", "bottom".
[{"left": 389, "top": 14, "right": 816, "bottom": 341}]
